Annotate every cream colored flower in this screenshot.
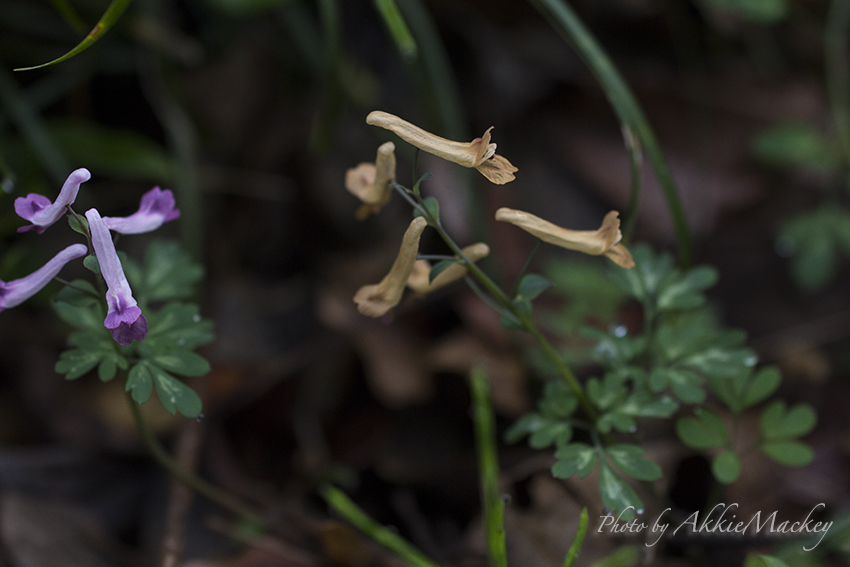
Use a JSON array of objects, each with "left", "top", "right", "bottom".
[
  {"left": 366, "top": 111, "right": 518, "bottom": 185},
  {"left": 495, "top": 208, "right": 635, "bottom": 269},
  {"left": 345, "top": 141, "right": 396, "bottom": 219},
  {"left": 407, "top": 243, "right": 490, "bottom": 295},
  {"left": 354, "top": 217, "right": 428, "bottom": 317}
]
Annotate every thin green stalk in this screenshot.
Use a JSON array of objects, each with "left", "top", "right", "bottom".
[
  {"left": 562, "top": 507, "right": 588, "bottom": 567},
  {"left": 407, "top": 186, "right": 597, "bottom": 421},
  {"left": 374, "top": 0, "right": 418, "bottom": 62},
  {"left": 530, "top": 0, "right": 692, "bottom": 267},
  {"left": 470, "top": 366, "right": 507, "bottom": 567},
  {"left": 320, "top": 485, "right": 441, "bottom": 567},
  {"left": 127, "top": 392, "right": 264, "bottom": 525},
  {"left": 826, "top": 0, "right": 850, "bottom": 166},
  {"left": 621, "top": 124, "right": 642, "bottom": 242}
]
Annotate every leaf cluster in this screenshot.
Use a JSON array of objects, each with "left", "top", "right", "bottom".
[
  {"left": 509, "top": 244, "right": 816, "bottom": 516},
  {"left": 53, "top": 240, "right": 212, "bottom": 417}
]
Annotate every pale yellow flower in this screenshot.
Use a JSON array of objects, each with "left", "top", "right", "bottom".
[
  {"left": 354, "top": 217, "right": 429, "bottom": 317},
  {"left": 495, "top": 208, "right": 635, "bottom": 269},
  {"left": 366, "top": 111, "right": 518, "bottom": 185},
  {"left": 407, "top": 243, "right": 490, "bottom": 295},
  {"left": 345, "top": 141, "right": 397, "bottom": 219}
]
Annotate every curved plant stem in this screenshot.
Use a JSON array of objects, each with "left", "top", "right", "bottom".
[
  {"left": 396, "top": 183, "right": 598, "bottom": 421},
  {"left": 320, "top": 485, "right": 441, "bottom": 567},
  {"left": 530, "top": 0, "right": 692, "bottom": 266},
  {"left": 127, "top": 393, "right": 264, "bottom": 525}
]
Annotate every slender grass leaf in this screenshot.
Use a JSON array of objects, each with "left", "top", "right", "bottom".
[{"left": 15, "top": 0, "right": 134, "bottom": 71}]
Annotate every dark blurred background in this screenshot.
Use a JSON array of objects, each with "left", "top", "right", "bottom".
[{"left": 0, "top": 0, "right": 848, "bottom": 565}]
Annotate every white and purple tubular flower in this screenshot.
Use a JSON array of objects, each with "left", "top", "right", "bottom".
[
  {"left": 103, "top": 187, "right": 180, "bottom": 235},
  {"left": 85, "top": 209, "right": 149, "bottom": 345},
  {"left": 0, "top": 244, "right": 88, "bottom": 312},
  {"left": 14, "top": 168, "right": 91, "bottom": 233}
]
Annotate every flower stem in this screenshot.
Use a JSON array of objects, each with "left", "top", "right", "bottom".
[
  {"left": 320, "top": 484, "right": 441, "bottom": 567},
  {"left": 126, "top": 393, "right": 264, "bottom": 525},
  {"left": 470, "top": 366, "right": 508, "bottom": 567},
  {"left": 412, "top": 191, "right": 598, "bottom": 422}
]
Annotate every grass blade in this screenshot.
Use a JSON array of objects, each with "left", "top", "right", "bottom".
[
  {"left": 530, "top": 0, "right": 692, "bottom": 266},
  {"left": 15, "top": 0, "right": 134, "bottom": 72},
  {"left": 470, "top": 366, "right": 508, "bottom": 567}
]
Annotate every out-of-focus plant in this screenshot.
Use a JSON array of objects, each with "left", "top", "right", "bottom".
[{"left": 750, "top": 0, "right": 850, "bottom": 292}]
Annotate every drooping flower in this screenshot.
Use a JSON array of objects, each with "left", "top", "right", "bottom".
[
  {"left": 85, "top": 208, "right": 149, "bottom": 344},
  {"left": 366, "top": 111, "right": 518, "bottom": 185},
  {"left": 495, "top": 208, "right": 635, "bottom": 268},
  {"left": 354, "top": 217, "right": 428, "bottom": 317},
  {"left": 14, "top": 168, "right": 91, "bottom": 233},
  {"left": 407, "top": 243, "right": 490, "bottom": 295},
  {"left": 0, "top": 244, "right": 88, "bottom": 312},
  {"left": 103, "top": 186, "right": 181, "bottom": 234},
  {"left": 345, "top": 141, "right": 397, "bottom": 220}
]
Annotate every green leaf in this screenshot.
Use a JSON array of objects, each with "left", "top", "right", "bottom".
[
  {"left": 608, "top": 244, "right": 674, "bottom": 302},
  {"left": 97, "top": 356, "right": 117, "bottom": 382},
  {"left": 67, "top": 213, "right": 88, "bottom": 235},
  {"left": 428, "top": 259, "right": 458, "bottom": 283},
  {"left": 676, "top": 409, "right": 727, "bottom": 449},
  {"left": 137, "top": 241, "right": 204, "bottom": 303},
  {"left": 413, "top": 197, "right": 440, "bottom": 225},
  {"left": 126, "top": 364, "right": 153, "bottom": 404},
  {"left": 144, "top": 303, "right": 214, "bottom": 351},
  {"left": 598, "top": 461, "right": 642, "bottom": 520},
  {"left": 780, "top": 207, "right": 850, "bottom": 291},
  {"left": 504, "top": 413, "right": 547, "bottom": 444},
  {"left": 55, "top": 349, "right": 103, "bottom": 380},
  {"left": 712, "top": 451, "right": 741, "bottom": 484},
  {"left": 587, "top": 374, "right": 626, "bottom": 411},
  {"left": 761, "top": 441, "right": 814, "bottom": 467},
  {"left": 742, "top": 366, "right": 781, "bottom": 409},
  {"left": 752, "top": 122, "right": 836, "bottom": 170},
  {"left": 597, "top": 412, "right": 636, "bottom": 434},
  {"left": 553, "top": 443, "right": 596, "bottom": 479},
  {"left": 605, "top": 444, "right": 662, "bottom": 481},
  {"left": 529, "top": 420, "right": 573, "bottom": 449},
  {"left": 656, "top": 266, "right": 718, "bottom": 311},
  {"left": 83, "top": 255, "right": 100, "bottom": 275},
  {"left": 650, "top": 367, "right": 705, "bottom": 403},
  {"left": 538, "top": 380, "right": 578, "bottom": 419},
  {"left": 617, "top": 391, "right": 678, "bottom": 418},
  {"left": 760, "top": 401, "right": 817, "bottom": 441},
  {"left": 516, "top": 274, "right": 553, "bottom": 302},
  {"left": 14, "top": 0, "right": 134, "bottom": 71},
  {"left": 149, "top": 364, "right": 203, "bottom": 417},
  {"left": 53, "top": 296, "right": 103, "bottom": 330},
  {"left": 148, "top": 350, "right": 210, "bottom": 377}
]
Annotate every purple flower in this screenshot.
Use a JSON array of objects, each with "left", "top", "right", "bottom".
[
  {"left": 15, "top": 168, "right": 91, "bottom": 233},
  {"left": 103, "top": 187, "right": 180, "bottom": 235},
  {"left": 0, "top": 244, "right": 88, "bottom": 312},
  {"left": 85, "top": 208, "right": 148, "bottom": 345}
]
